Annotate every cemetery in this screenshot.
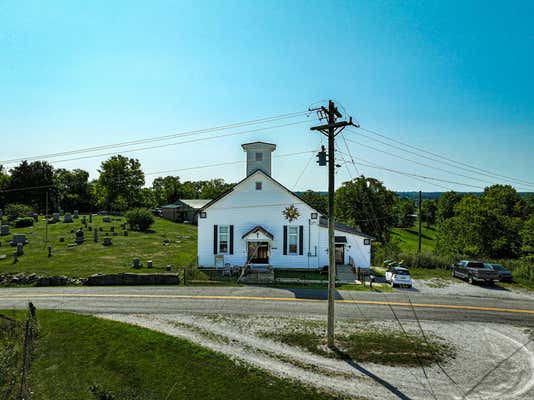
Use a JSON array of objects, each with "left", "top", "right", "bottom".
[{"left": 0, "top": 210, "right": 197, "bottom": 279}]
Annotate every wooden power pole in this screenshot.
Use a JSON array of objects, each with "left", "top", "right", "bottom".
[{"left": 310, "top": 100, "right": 357, "bottom": 348}]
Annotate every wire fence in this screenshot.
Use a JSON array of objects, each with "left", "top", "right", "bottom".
[{"left": 1, "top": 303, "right": 38, "bottom": 400}]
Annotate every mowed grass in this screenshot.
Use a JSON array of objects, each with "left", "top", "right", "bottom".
[
  {"left": 0, "top": 215, "right": 197, "bottom": 277},
  {"left": 390, "top": 225, "right": 437, "bottom": 253},
  {"left": 0, "top": 310, "right": 334, "bottom": 400},
  {"left": 264, "top": 328, "right": 451, "bottom": 367}
]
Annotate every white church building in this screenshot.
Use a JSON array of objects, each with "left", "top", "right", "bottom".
[{"left": 197, "top": 142, "right": 373, "bottom": 270}]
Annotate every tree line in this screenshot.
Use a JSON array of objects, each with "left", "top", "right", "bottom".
[
  {"left": 0, "top": 156, "right": 233, "bottom": 213},
  {"left": 300, "top": 176, "right": 534, "bottom": 262}
]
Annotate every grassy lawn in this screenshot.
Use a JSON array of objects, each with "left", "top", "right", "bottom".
[
  {"left": 0, "top": 215, "right": 197, "bottom": 277},
  {"left": 264, "top": 328, "right": 451, "bottom": 367},
  {"left": 390, "top": 225, "right": 437, "bottom": 253},
  {"left": 1, "top": 310, "right": 334, "bottom": 400}
]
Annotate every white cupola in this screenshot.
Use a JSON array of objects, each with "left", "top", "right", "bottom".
[{"left": 241, "top": 141, "right": 277, "bottom": 177}]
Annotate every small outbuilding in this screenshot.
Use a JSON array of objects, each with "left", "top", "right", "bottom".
[{"left": 161, "top": 199, "right": 211, "bottom": 224}]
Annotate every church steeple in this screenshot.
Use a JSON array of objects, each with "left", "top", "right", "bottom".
[{"left": 241, "top": 142, "right": 277, "bottom": 177}]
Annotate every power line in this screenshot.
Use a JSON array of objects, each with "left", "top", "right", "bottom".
[
  {"left": 344, "top": 136, "right": 534, "bottom": 192},
  {"left": 38, "top": 120, "right": 312, "bottom": 165},
  {"left": 349, "top": 155, "right": 487, "bottom": 190},
  {"left": 0, "top": 150, "right": 317, "bottom": 193},
  {"left": 146, "top": 150, "right": 317, "bottom": 177},
  {"left": 0, "top": 110, "right": 312, "bottom": 165},
  {"left": 354, "top": 127, "right": 534, "bottom": 188}
]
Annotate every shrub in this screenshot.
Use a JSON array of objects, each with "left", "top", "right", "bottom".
[
  {"left": 398, "top": 251, "right": 453, "bottom": 270},
  {"left": 5, "top": 203, "right": 33, "bottom": 220},
  {"left": 125, "top": 208, "right": 154, "bottom": 231},
  {"left": 14, "top": 217, "right": 34, "bottom": 228}
]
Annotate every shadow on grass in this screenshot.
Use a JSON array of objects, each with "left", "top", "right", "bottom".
[{"left": 331, "top": 346, "right": 414, "bottom": 400}]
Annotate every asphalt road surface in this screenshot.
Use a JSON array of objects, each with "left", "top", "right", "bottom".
[{"left": 0, "top": 285, "right": 533, "bottom": 326}]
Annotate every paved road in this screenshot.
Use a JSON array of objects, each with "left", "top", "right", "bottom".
[{"left": 1, "top": 285, "right": 533, "bottom": 326}]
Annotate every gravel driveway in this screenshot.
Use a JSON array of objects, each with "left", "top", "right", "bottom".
[
  {"left": 393, "top": 277, "right": 534, "bottom": 301},
  {"left": 100, "top": 313, "right": 534, "bottom": 400}
]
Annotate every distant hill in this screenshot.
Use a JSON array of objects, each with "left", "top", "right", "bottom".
[
  {"left": 297, "top": 191, "right": 533, "bottom": 201},
  {"left": 397, "top": 191, "right": 534, "bottom": 201}
]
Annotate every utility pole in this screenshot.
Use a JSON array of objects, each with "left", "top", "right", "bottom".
[
  {"left": 418, "top": 190, "right": 422, "bottom": 253},
  {"left": 310, "top": 100, "right": 358, "bottom": 348}
]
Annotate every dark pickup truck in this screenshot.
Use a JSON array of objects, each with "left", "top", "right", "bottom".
[{"left": 451, "top": 260, "right": 500, "bottom": 285}]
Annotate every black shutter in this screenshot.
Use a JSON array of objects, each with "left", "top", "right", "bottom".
[
  {"left": 283, "top": 225, "right": 287, "bottom": 255},
  {"left": 213, "top": 225, "right": 218, "bottom": 254},
  {"left": 299, "top": 225, "right": 304, "bottom": 255},
  {"left": 229, "top": 225, "right": 234, "bottom": 255}
]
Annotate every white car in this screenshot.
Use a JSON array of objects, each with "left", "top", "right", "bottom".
[{"left": 385, "top": 266, "right": 413, "bottom": 288}]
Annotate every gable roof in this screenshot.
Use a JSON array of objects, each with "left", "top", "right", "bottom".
[
  {"left": 241, "top": 225, "right": 274, "bottom": 240},
  {"left": 162, "top": 199, "right": 211, "bottom": 210},
  {"left": 199, "top": 169, "right": 320, "bottom": 212},
  {"left": 199, "top": 169, "right": 375, "bottom": 240},
  {"left": 319, "top": 217, "right": 375, "bottom": 240}
]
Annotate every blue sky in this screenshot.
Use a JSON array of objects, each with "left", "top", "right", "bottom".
[{"left": 1, "top": 0, "right": 533, "bottom": 191}]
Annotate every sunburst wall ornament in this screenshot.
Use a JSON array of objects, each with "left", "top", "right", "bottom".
[{"left": 283, "top": 204, "right": 300, "bottom": 222}]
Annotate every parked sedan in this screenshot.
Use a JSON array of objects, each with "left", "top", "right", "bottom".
[
  {"left": 485, "top": 263, "right": 513, "bottom": 283},
  {"left": 385, "top": 266, "right": 413, "bottom": 288}
]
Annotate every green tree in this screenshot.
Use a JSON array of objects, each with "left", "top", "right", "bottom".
[
  {"left": 97, "top": 155, "right": 145, "bottom": 211},
  {"left": 421, "top": 199, "right": 438, "bottom": 227},
  {"left": 483, "top": 184, "right": 523, "bottom": 217},
  {"left": 436, "top": 194, "right": 522, "bottom": 259},
  {"left": 54, "top": 168, "right": 92, "bottom": 212},
  {"left": 521, "top": 215, "right": 534, "bottom": 254},
  {"left": 335, "top": 176, "right": 397, "bottom": 242},
  {"left": 199, "top": 179, "right": 233, "bottom": 199},
  {"left": 7, "top": 160, "right": 56, "bottom": 212},
  {"left": 299, "top": 190, "right": 327, "bottom": 215},
  {"left": 395, "top": 198, "right": 416, "bottom": 228},
  {"left": 152, "top": 176, "right": 182, "bottom": 205},
  {"left": 437, "top": 191, "right": 461, "bottom": 222},
  {"left": 0, "top": 165, "right": 10, "bottom": 208}
]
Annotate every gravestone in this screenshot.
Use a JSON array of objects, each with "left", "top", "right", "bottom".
[
  {"left": 88, "top": 226, "right": 92, "bottom": 231},
  {"left": 89, "top": 214, "right": 93, "bottom": 223},
  {"left": 75, "top": 228, "right": 85, "bottom": 244},
  {"left": 103, "top": 216, "right": 111, "bottom": 223},
  {"left": 110, "top": 226, "right": 115, "bottom": 232},
  {"left": 102, "top": 237, "right": 112, "bottom": 246},
  {"left": 59, "top": 237, "right": 65, "bottom": 243},
  {"left": 48, "top": 246, "right": 52, "bottom": 257},
  {"left": 73, "top": 210, "right": 79, "bottom": 219},
  {"left": 52, "top": 213, "right": 60, "bottom": 223},
  {"left": 59, "top": 209, "right": 64, "bottom": 216},
  {"left": 99, "top": 227, "right": 103, "bottom": 232},
  {"left": 132, "top": 258, "right": 141, "bottom": 269},
  {"left": 147, "top": 260, "right": 153, "bottom": 269},
  {"left": 16, "top": 242, "right": 24, "bottom": 256},
  {"left": 32, "top": 213, "right": 38, "bottom": 222},
  {"left": 0, "top": 225, "right": 9, "bottom": 236},
  {"left": 63, "top": 212, "right": 73, "bottom": 223},
  {"left": 11, "top": 234, "right": 28, "bottom": 246},
  {"left": 123, "top": 230, "right": 128, "bottom": 236},
  {"left": 94, "top": 231, "right": 98, "bottom": 242},
  {"left": 81, "top": 216, "right": 87, "bottom": 225}
]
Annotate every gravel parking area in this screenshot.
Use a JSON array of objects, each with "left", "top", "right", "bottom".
[
  {"left": 394, "top": 277, "right": 534, "bottom": 301},
  {"left": 100, "top": 313, "right": 534, "bottom": 400}
]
